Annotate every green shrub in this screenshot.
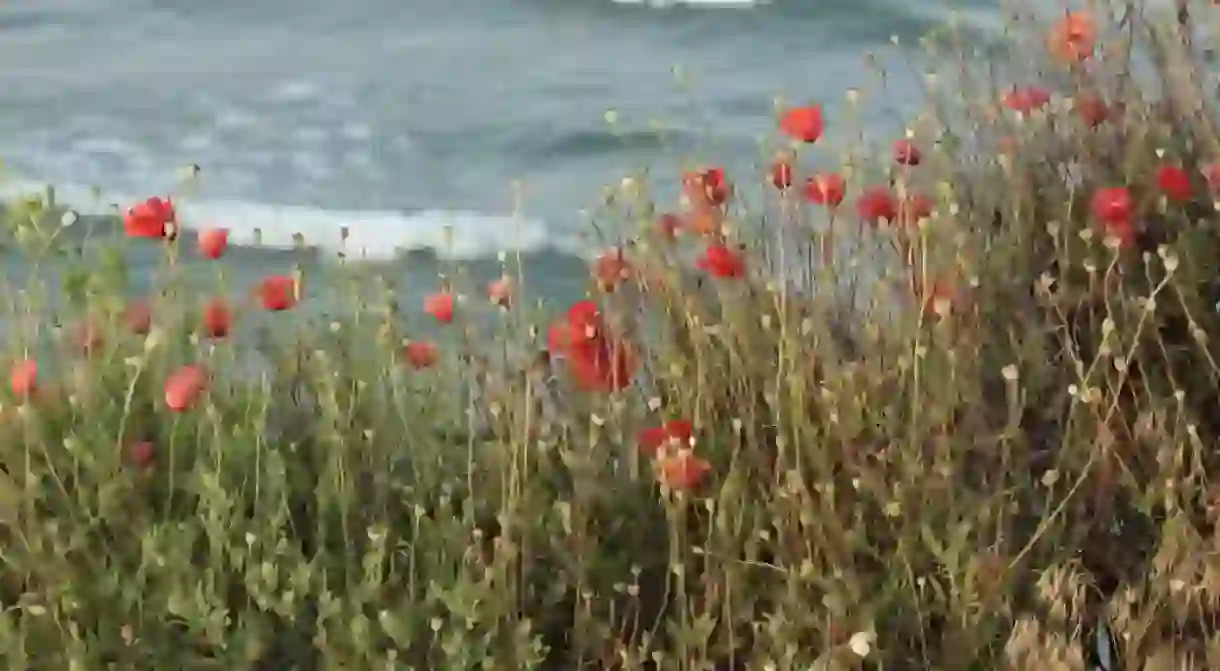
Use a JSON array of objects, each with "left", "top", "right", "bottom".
[{"left": 3, "top": 3, "right": 1220, "bottom": 669}]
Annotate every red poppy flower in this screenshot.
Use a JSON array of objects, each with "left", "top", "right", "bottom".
[
  {"left": 1002, "top": 86, "right": 1052, "bottom": 114},
  {"left": 655, "top": 449, "right": 712, "bottom": 491},
  {"left": 1101, "top": 218, "right": 1136, "bottom": 249},
  {"left": 565, "top": 300, "right": 603, "bottom": 344},
  {"left": 10, "top": 359, "right": 36, "bottom": 397},
  {"left": 638, "top": 427, "right": 668, "bottom": 452},
  {"left": 893, "top": 139, "right": 922, "bottom": 166},
  {"left": 655, "top": 213, "right": 682, "bottom": 240},
  {"left": 548, "top": 301, "right": 605, "bottom": 354},
  {"left": 123, "top": 196, "right": 176, "bottom": 239},
  {"left": 257, "top": 275, "right": 298, "bottom": 311},
  {"left": 703, "top": 168, "right": 729, "bottom": 203},
  {"left": 125, "top": 300, "right": 153, "bottom": 335},
  {"left": 129, "top": 441, "right": 155, "bottom": 469},
  {"left": 770, "top": 158, "right": 794, "bottom": 190},
  {"left": 594, "top": 248, "right": 632, "bottom": 292},
  {"left": 638, "top": 418, "right": 694, "bottom": 455},
  {"left": 488, "top": 276, "right": 513, "bottom": 308},
  {"left": 683, "top": 167, "right": 731, "bottom": 207},
  {"left": 547, "top": 302, "right": 637, "bottom": 392},
  {"left": 857, "top": 186, "right": 898, "bottom": 225},
  {"left": 1076, "top": 96, "right": 1109, "bottom": 127},
  {"left": 565, "top": 336, "right": 636, "bottom": 392},
  {"left": 164, "top": 365, "right": 207, "bottom": 412},
  {"left": 696, "top": 243, "right": 745, "bottom": 279},
  {"left": 202, "top": 297, "right": 233, "bottom": 338},
  {"left": 1091, "top": 187, "right": 1133, "bottom": 224},
  {"left": 897, "top": 194, "right": 934, "bottom": 227},
  {"left": 424, "top": 291, "right": 455, "bottom": 324},
  {"left": 198, "top": 227, "right": 229, "bottom": 260},
  {"left": 779, "top": 105, "right": 824, "bottom": 143},
  {"left": 1156, "top": 165, "right": 1192, "bottom": 202},
  {"left": 804, "top": 173, "right": 846, "bottom": 208},
  {"left": 1048, "top": 11, "right": 1095, "bottom": 65},
  {"left": 404, "top": 341, "right": 439, "bottom": 369}
]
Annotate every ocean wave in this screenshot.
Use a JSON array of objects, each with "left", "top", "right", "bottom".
[
  {"left": 0, "top": 180, "right": 583, "bottom": 262},
  {"left": 529, "top": 126, "right": 695, "bottom": 160}
]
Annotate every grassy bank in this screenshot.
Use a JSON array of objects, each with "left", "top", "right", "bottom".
[{"left": 4, "top": 3, "right": 1220, "bottom": 669}]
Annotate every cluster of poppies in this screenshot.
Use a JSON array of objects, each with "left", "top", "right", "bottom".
[
  {"left": 1089, "top": 162, "right": 1216, "bottom": 249},
  {"left": 673, "top": 167, "right": 748, "bottom": 279},
  {"left": 130, "top": 199, "right": 297, "bottom": 408},
  {"left": 4, "top": 10, "right": 1116, "bottom": 491},
  {"left": 766, "top": 99, "right": 937, "bottom": 229},
  {"left": 980, "top": 13, "right": 1197, "bottom": 249},
  {"left": 546, "top": 300, "right": 635, "bottom": 393},
  {"left": 593, "top": 101, "right": 935, "bottom": 294},
  {"left": 123, "top": 196, "right": 301, "bottom": 313},
  {"left": 414, "top": 279, "right": 707, "bottom": 491},
  {"left": 6, "top": 196, "right": 308, "bottom": 468},
  {"left": 409, "top": 277, "right": 514, "bottom": 370}
]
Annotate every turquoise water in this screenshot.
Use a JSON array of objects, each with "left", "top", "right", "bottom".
[{"left": 0, "top": 0, "right": 1002, "bottom": 303}]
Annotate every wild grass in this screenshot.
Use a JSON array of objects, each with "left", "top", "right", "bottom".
[{"left": 2, "top": 1, "right": 1220, "bottom": 669}]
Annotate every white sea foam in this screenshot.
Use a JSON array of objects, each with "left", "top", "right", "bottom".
[
  {"left": 268, "top": 80, "right": 322, "bottom": 103},
  {"left": 0, "top": 180, "right": 579, "bottom": 262}
]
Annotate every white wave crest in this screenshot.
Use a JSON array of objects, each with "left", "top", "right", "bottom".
[{"left": 1, "top": 180, "right": 576, "bottom": 262}]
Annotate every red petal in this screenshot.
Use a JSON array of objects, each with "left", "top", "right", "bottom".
[
  {"left": 664, "top": 419, "right": 693, "bottom": 444},
  {"left": 258, "top": 276, "right": 299, "bottom": 311},
  {"left": 198, "top": 228, "right": 230, "bottom": 259},
  {"left": 779, "top": 105, "right": 824, "bottom": 143},
  {"left": 566, "top": 338, "right": 635, "bottom": 392},
  {"left": 638, "top": 427, "right": 669, "bottom": 453},
  {"left": 164, "top": 365, "right": 207, "bottom": 411},
  {"left": 424, "top": 292, "right": 456, "bottom": 324},
  {"left": 9, "top": 359, "right": 36, "bottom": 397}
]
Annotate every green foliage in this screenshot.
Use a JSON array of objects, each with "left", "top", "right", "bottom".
[{"left": 6, "top": 3, "right": 1220, "bottom": 669}]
